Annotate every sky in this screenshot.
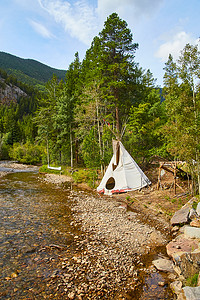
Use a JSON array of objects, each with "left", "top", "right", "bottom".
[{"left": 0, "top": 0, "right": 200, "bottom": 86}]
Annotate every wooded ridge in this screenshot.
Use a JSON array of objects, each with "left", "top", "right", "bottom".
[{"left": 0, "top": 51, "right": 66, "bottom": 88}]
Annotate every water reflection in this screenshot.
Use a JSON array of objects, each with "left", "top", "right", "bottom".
[{"left": 0, "top": 172, "right": 78, "bottom": 299}]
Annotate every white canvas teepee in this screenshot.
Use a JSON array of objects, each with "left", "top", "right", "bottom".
[{"left": 97, "top": 140, "right": 151, "bottom": 194}]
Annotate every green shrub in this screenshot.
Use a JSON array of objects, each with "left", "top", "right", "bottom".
[
  {"left": 9, "top": 142, "right": 44, "bottom": 164},
  {"left": 72, "top": 169, "right": 98, "bottom": 188},
  {"left": 192, "top": 201, "right": 199, "bottom": 210},
  {"left": 39, "top": 165, "right": 61, "bottom": 174},
  {"left": 186, "top": 273, "right": 199, "bottom": 287},
  {"left": 171, "top": 198, "right": 176, "bottom": 203},
  {"left": 81, "top": 128, "right": 101, "bottom": 168}
]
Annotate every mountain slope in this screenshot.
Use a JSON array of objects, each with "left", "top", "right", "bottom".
[{"left": 0, "top": 52, "right": 66, "bottom": 86}]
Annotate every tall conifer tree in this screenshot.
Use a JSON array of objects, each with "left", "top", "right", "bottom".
[{"left": 99, "top": 13, "right": 138, "bottom": 135}]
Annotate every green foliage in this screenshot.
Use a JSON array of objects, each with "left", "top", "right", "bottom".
[
  {"left": 72, "top": 168, "right": 98, "bottom": 188},
  {"left": 163, "top": 43, "right": 200, "bottom": 193},
  {"left": 125, "top": 97, "right": 167, "bottom": 166},
  {"left": 0, "top": 133, "right": 11, "bottom": 159},
  {"left": 9, "top": 142, "right": 44, "bottom": 164},
  {"left": 171, "top": 198, "right": 176, "bottom": 203},
  {"left": 81, "top": 128, "right": 101, "bottom": 168},
  {"left": 192, "top": 200, "right": 199, "bottom": 210},
  {"left": 185, "top": 273, "right": 199, "bottom": 287},
  {"left": 39, "top": 165, "right": 62, "bottom": 175},
  {"left": 0, "top": 51, "right": 66, "bottom": 86},
  {"left": 99, "top": 13, "right": 139, "bottom": 133}
]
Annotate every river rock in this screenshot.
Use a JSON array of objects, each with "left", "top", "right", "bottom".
[
  {"left": 184, "top": 226, "right": 200, "bottom": 239},
  {"left": 190, "top": 219, "right": 200, "bottom": 228},
  {"left": 152, "top": 258, "right": 174, "bottom": 273},
  {"left": 189, "top": 208, "right": 198, "bottom": 220},
  {"left": 174, "top": 250, "right": 200, "bottom": 278},
  {"left": 170, "top": 206, "right": 190, "bottom": 226},
  {"left": 170, "top": 280, "right": 182, "bottom": 294},
  {"left": 183, "top": 286, "right": 200, "bottom": 300},
  {"left": 68, "top": 292, "right": 75, "bottom": 299},
  {"left": 171, "top": 226, "right": 179, "bottom": 233},
  {"left": 196, "top": 202, "right": 200, "bottom": 216},
  {"left": 176, "top": 291, "right": 187, "bottom": 300},
  {"left": 166, "top": 238, "right": 199, "bottom": 258}
]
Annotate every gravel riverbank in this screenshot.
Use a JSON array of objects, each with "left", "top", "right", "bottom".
[{"left": 40, "top": 173, "right": 172, "bottom": 299}]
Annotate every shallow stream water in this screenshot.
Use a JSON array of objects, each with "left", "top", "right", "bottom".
[{"left": 0, "top": 171, "right": 174, "bottom": 299}]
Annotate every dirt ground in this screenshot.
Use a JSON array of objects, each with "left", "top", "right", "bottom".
[{"left": 112, "top": 164, "right": 192, "bottom": 232}]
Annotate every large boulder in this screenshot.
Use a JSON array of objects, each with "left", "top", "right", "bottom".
[
  {"left": 166, "top": 237, "right": 199, "bottom": 258},
  {"left": 170, "top": 198, "right": 199, "bottom": 226},
  {"left": 175, "top": 250, "right": 200, "bottom": 279},
  {"left": 170, "top": 206, "right": 190, "bottom": 226},
  {"left": 183, "top": 286, "right": 200, "bottom": 300},
  {"left": 196, "top": 202, "right": 200, "bottom": 216},
  {"left": 184, "top": 226, "right": 200, "bottom": 239}
]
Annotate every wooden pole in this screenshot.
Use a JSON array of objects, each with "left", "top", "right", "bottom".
[
  {"left": 174, "top": 162, "right": 177, "bottom": 194},
  {"left": 157, "top": 162, "right": 162, "bottom": 190}
]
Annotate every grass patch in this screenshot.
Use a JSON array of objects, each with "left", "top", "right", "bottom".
[
  {"left": 171, "top": 198, "right": 176, "bottom": 203},
  {"left": 72, "top": 168, "right": 98, "bottom": 188},
  {"left": 192, "top": 201, "right": 199, "bottom": 210},
  {"left": 39, "top": 165, "right": 62, "bottom": 175},
  {"left": 185, "top": 273, "right": 199, "bottom": 287}
]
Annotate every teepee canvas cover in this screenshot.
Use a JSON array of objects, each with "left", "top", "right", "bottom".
[{"left": 97, "top": 140, "right": 151, "bottom": 194}]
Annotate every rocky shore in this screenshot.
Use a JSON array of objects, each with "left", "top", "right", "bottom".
[
  {"left": 2, "top": 163, "right": 200, "bottom": 299},
  {"left": 39, "top": 173, "right": 173, "bottom": 299},
  {"left": 42, "top": 173, "right": 200, "bottom": 299}
]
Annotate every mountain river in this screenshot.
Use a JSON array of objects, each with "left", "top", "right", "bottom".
[{"left": 0, "top": 167, "right": 174, "bottom": 299}]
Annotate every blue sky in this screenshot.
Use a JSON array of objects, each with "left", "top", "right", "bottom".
[{"left": 0, "top": 0, "right": 199, "bottom": 86}]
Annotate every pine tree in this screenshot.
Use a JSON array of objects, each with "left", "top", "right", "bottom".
[{"left": 99, "top": 13, "right": 138, "bottom": 135}]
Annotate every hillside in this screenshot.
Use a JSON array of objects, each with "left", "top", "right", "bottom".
[{"left": 0, "top": 52, "right": 66, "bottom": 87}]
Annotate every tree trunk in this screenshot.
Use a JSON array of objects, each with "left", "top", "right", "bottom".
[
  {"left": 75, "top": 140, "right": 78, "bottom": 165},
  {"left": 96, "top": 100, "right": 103, "bottom": 173},
  {"left": 116, "top": 105, "right": 120, "bottom": 138},
  {"left": 47, "top": 138, "right": 50, "bottom": 166},
  {"left": 195, "top": 151, "right": 200, "bottom": 195},
  {"left": 70, "top": 126, "right": 73, "bottom": 169}
]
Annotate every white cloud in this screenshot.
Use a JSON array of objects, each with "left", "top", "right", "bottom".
[
  {"left": 29, "top": 19, "right": 54, "bottom": 38},
  {"left": 97, "top": 0, "right": 164, "bottom": 20},
  {"left": 38, "top": 0, "right": 99, "bottom": 45},
  {"left": 156, "top": 31, "right": 197, "bottom": 61},
  {"left": 13, "top": 0, "right": 42, "bottom": 12},
  {"left": 37, "top": 0, "right": 164, "bottom": 46}
]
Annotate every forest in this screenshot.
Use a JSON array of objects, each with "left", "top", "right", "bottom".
[
  {"left": 0, "top": 13, "right": 200, "bottom": 191},
  {"left": 0, "top": 51, "right": 66, "bottom": 90}
]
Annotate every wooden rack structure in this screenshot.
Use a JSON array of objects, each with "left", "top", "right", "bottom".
[{"left": 157, "top": 161, "right": 185, "bottom": 194}]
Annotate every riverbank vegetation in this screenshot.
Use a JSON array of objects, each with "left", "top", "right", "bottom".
[{"left": 0, "top": 13, "right": 200, "bottom": 193}]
